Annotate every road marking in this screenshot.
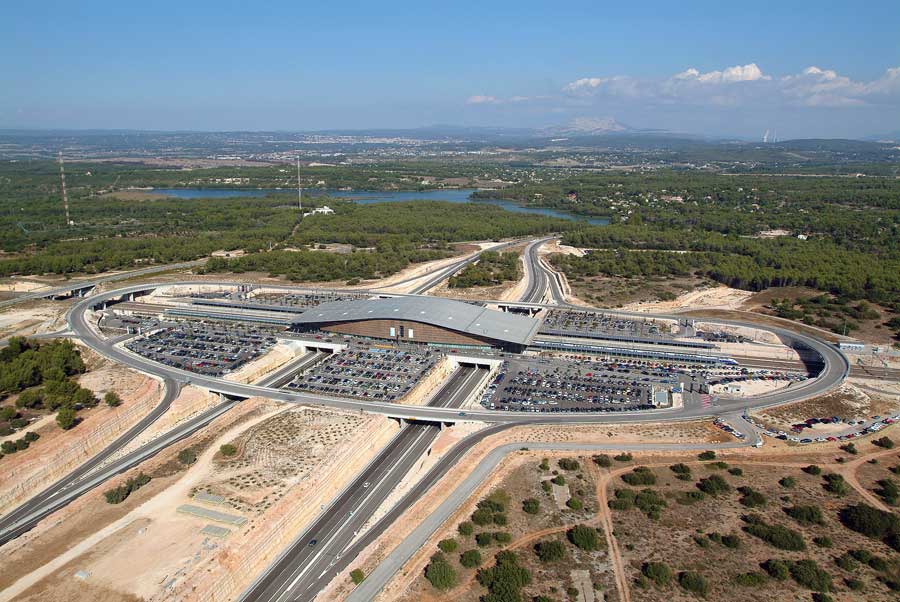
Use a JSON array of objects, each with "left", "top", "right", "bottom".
[{"left": 275, "top": 425, "right": 437, "bottom": 602}]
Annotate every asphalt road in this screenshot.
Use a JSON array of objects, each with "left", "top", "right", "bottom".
[
  {"left": 0, "top": 259, "right": 206, "bottom": 309},
  {"left": 242, "top": 365, "right": 488, "bottom": 602},
  {"left": 407, "top": 239, "right": 524, "bottom": 295},
  {"left": 0, "top": 379, "right": 236, "bottom": 545},
  {"left": 520, "top": 237, "right": 554, "bottom": 304},
  {"left": 66, "top": 283, "right": 849, "bottom": 425}
]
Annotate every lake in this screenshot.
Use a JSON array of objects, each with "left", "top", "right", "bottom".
[{"left": 149, "top": 187, "right": 609, "bottom": 225}]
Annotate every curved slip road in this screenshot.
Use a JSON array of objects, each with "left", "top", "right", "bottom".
[{"left": 65, "top": 282, "right": 849, "bottom": 426}]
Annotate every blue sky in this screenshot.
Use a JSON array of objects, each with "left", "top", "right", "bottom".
[{"left": 2, "top": 1, "right": 899, "bottom": 137}]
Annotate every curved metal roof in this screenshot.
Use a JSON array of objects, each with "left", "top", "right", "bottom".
[{"left": 293, "top": 296, "right": 540, "bottom": 346}]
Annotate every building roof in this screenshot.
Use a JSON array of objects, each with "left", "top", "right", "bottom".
[{"left": 293, "top": 296, "right": 540, "bottom": 346}]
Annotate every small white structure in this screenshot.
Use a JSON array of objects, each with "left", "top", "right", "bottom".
[{"left": 303, "top": 205, "right": 334, "bottom": 217}]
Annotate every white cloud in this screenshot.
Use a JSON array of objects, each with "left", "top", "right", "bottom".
[
  {"left": 469, "top": 63, "right": 900, "bottom": 114},
  {"left": 466, "top": 95, "right": 499, "bottom": 105}
]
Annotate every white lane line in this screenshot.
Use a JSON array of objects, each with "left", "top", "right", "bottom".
[{"left": 274, "top": 426, "right": 437, "bottom": 602}]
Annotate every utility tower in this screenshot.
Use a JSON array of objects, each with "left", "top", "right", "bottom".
[
  {"left": 296, "top": 156, "right": 303, "bottom": 212},
  {"left": 58, "top": 151, "right": 72, "bottom": 227}
]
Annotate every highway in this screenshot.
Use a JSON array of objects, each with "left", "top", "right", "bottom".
[
  {"left": 407, "top": 239, "right": 524, "bottom": 295},
  {"left": 0, "top": 247, "right": 852, "bottom": 594},
  {"left": 0, "top": 390, "right": 237, "bottom": 545},
  {"left": 0, "top": 259, "right": 206, "bottom": 309},
  {"left": 519, "top": 237, "right": 554, "bottom": 304},
  {"left": 242, "top": 365, "right": 488, "bottom": 602},
  {"left": 65, "top": 283, "right": 850, "bottom": 425}
]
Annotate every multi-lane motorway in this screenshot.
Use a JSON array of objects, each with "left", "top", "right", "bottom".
[
  {"left": 0, "top": 238, "right": 855, "bottom": 602},
  {"left": 0, "top": 260, "right": 207, "bottom": 309},
  {"left": 243, "top": 365, "right": 489, "bottom": 602}
]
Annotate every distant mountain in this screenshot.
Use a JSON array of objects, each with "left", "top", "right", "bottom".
[
  {"left": 540, "top": 117, "right": 633, "bottom": 136},
  {"left": 864, "top": 131, "right": 900, "bottom": 143}
]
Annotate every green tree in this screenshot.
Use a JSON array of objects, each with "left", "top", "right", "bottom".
[
  {"left": 56, "top": 407, "right": 77, "bottom": 430},
  {"left": 104, "top": 391, "right": 123, "bottom": 407},
  {"left": 567, "top": 525, "right": 601, "bottom": 551},
  {"left": 350, "top": 569, "right": 365, "bottom": 585},
  {"left": 535, "top": 540, "right": 566, "bottom": 562},
  {"left": 425, "top": 553, "right": 457, "bottom": 590}
]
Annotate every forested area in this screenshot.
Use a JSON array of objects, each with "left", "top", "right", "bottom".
[
  {"left": 514, "top": 172, "right": 900, "bottom": 310},
  {"left": 0, "top": 338, "right": 96, "bottom": 453},
  {"left": 203, "top": 202, "right": 568, "bottom": 282},
  {"left": 449, "top": 251, "right": 520, "bottom": 288}
]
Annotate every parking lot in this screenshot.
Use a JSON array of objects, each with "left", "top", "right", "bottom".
[
  {"left": 284, "top": 346, "right": 439, "bottom": 402},
  {"left": 126, "top": 322, "right": 279, "bottom": 376},
  {"left": 539, "top": 309, "right": 678, "bottom": 342},
  {"left": 484, "top": 357, "right": 658, "bottom": 413}
]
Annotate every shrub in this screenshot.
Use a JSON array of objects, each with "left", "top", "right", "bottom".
[
  {"left": 567, "top": 525, "right": 601, "bottom": 551},
  {"left": 0, "top": 441, "right": 15, "bottom": 454},
  {"left": 350, "top": 568, "right": 365, "bottom": 585},
  {"left": 838, "top": 504, "right": 900, "bottom": 547},
  {"left": 707, "top": 461, "right": 729, "bottom": 470},
  {"left": 539, "top": 458, "right": 550, "bottom": 471},
  {"left": 762, "top": 559, "right": 791, "bottom": 580},
  {"left": 621, "top": 466, "right": 656, "bottom": 486},
  {"left": 23, "top": 431, "right": 39, "bottom": 442},
  {"left": 493, "top": 513, "right": 508, "bottom": 526},
  {"left": 476, "top": 532, "right": 494, "bottom": 547},
  {"left": 541, "top": 481, "right": 552, "bottom": 493},
  {"left": 789, "top": 559, "right": 832, "bottom": 592},
  {"left": 845, "top": 578, "right": 864, "bottom": 591},
  {"left": 459, "top": 549, "right": 482, "bottom": 568},
  {"left": 425, "top": 553, "right": 457, "bottom": 590},
  {"left": 634, "top": 489, "right": 666, "bottom": 519},
  {"left": 103, "top": 472, "right": 151, "bottom": 504},
  {"left": 738, "top": 486, "right": 767, "bottom": 508},
  {"left": 177, "top": 447, "right": 198, "bottom": 465},
  {"left": 670, "top": 463, "right": 691, "bottom": 475},
  {"left": 784, "top": 505, "right": 824, "bottom": 525},
  {"left": 566, "top": 497, "right": 583, "bottom": 510},
  {"left": 742, "top": 515, "right": 805, "bottom": 550},
  {"left": 642, "top": 562, "right": 672, "bottom": 587},
  {"left": 822, "top": 473, "right": 849, "bottom": 496},
  {"left": 477, "top": 551, "right": 531, "bottom": 600},
  {"left": 522, "top": 498, "right": 540, "bottom": 514},
  {"left": 811, "top": 594, "right": 833, "bottom": 602},
  {"left": 552, "top": 474, "right": 566, "bottom": 486},
  {"left": 728, "top": 467, "right": 744, "bottom": 476},
  {"left": 438, "top": 538, "right": 458, "bottom": 553},
  {"left": 678, "top": 571, "right": 709, "bottom": 596},
  {"left": 104, "top": 391, "right": 122, "bottom": 407},
  {"left": 677, "top": 490, "right": 706, "bottom": 505},
  {"left": 812, "top": 536, "right": 832, "bottom": 548},
  {"left": 734, "top": 571, "right": 767, "bottom": 587},
  {"left": 779, "top": 476, "right": 797, "bottom": 488},
  {"left": 0, "top": 406, "right": 17, "bottom": 421},
  {"left": 219, "top": 443, "right": 237, "bottom": 457},
  {"left": 458, "top": 521, "right": 474, "bottom": 536},
  {"left": 15, "top": 439, "right": 28, "bottom": 451},
  {"left": 697, "top": 474, "right": 731, "bottom": 496},
  {"left": 840, "top": 442, "right": 858, "bottom": 455},
  {"left": 613, "top": 453, "right": 633, "bottom": 462},
  {"left": 835, "top": 552, "right": 857, "bottom": 571},
  {"left": 875, "top": 479, "right": 899, "bottom": 505},
  {"left": 593, "top": 454, "right": 612, "bottom": 468},
  {"left": 803, "top": 465, "right": 822, "bottom": 475},
  {"left": 494, "top": 532, "right": 512, "bottom": 544},
  {"left": 698, "top": 450, "right": 716, "bottom": 461},
  {"left": 472, "top": 507, "right": 494, "bottom": 526},
  {"left": 558, "top": 458, "right": 580, "bottom": 471},
  {"left": 56, "top": 407, "right": 77, "bottom": 430},
  {"left": 873, "top": 436, "right": 895, "bottom": 449},
  {"left": 535, "top": 539, "right": 566, "bottom": 562}
]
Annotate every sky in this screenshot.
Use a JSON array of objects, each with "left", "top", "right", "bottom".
[{"left": 2, "top": 1, "right": 899, "bottom": 138}]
